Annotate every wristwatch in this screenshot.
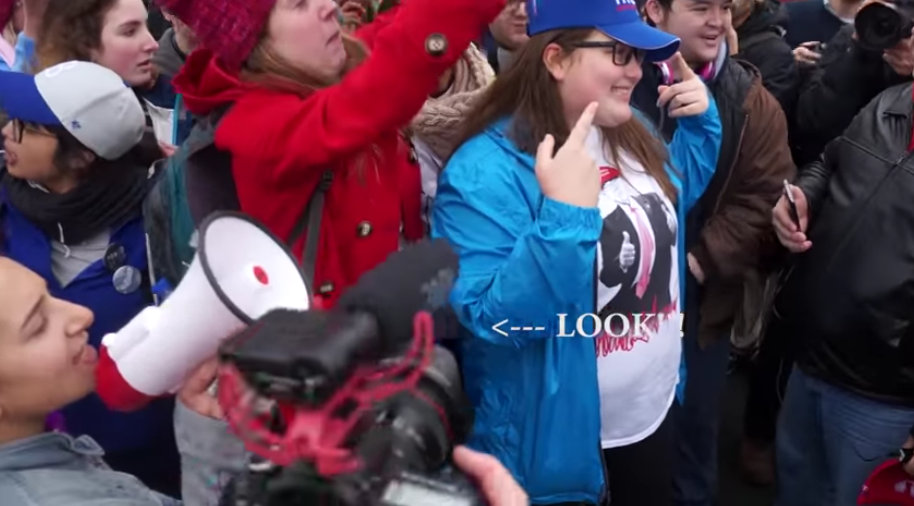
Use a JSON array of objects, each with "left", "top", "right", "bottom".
[{"left": 899, "top": 447, "right": 914, "bottom": 465}]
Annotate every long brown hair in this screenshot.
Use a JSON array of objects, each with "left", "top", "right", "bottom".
[
  {"left": 34, "top": 0, "right": 159, "bottom": 88},
  {"left": 455, "top": 29, "right": 676, "bottom": 202},
  {"left": 239, "top": 33, "right": 368, "bottom": 97},
  {"left": 35, "top": 0, "right": 116, "bottom": 71}
]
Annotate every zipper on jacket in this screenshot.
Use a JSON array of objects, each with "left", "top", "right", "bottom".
[
  {"left": 710, "top": 114, "right": 747, "bottom": 217},
  {"left": 823, "top": 147, "right": 914, "bottom": 272}
]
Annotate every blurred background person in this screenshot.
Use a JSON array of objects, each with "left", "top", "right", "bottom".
[
  {"left": 784, "top": 0, "right": 861, "bottom": 50},
  {"left": 730, "top": 0, "right": 799, "bottom": 117},
  {"left": 411, "top": 42, "right": 494, "bottom": 231},
  {"left": 789, "top": 21, "right": 914, "bottom": 166},
  {"left": 481, "top": 0, "right": 528, "bottom": 73},
  {"left": 151, "top": 7, "right": 196, "bottom": 78},
  {"left": 33, "top": 0, "right": 189, "bottom": 150}
]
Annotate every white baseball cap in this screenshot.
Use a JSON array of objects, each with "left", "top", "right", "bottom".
[{"left": 0, "top": 61, "right": 146, "bottom": 160}]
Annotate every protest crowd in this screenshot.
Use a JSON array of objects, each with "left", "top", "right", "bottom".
[{"left": 0, "top": 0, "right": 912, "bottom": 504}]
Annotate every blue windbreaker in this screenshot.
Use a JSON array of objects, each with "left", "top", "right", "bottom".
[{"left": 431, "top": 102, "right": 720, "bottom": 504}]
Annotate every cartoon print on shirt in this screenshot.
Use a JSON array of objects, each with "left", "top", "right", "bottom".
[{"left": 597, "top": 167, "right": 678, "bottom": 355}]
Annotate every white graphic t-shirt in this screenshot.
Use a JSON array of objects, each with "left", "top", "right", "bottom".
[{"left": 587, "top": 128, "right": 682, "bottom": 449}]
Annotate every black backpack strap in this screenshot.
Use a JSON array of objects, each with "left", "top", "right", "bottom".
[
  {"left": 288, "top": 170, "right": 333, "bottom": 290},
  {"left": 185, "top": 104, "right": 241, "bottom": 227}
]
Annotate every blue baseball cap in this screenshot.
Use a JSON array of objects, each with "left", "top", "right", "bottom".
[{"left": 526, "top": 0, "right": 680, "bottom": 62}]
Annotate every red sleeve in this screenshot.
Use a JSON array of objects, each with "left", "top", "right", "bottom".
[
  {"left": 221, "top": 0, "right": 505, "bottom": 188},
  {"left": 354, "top": 4, "right": 402, "bottom": 48}
]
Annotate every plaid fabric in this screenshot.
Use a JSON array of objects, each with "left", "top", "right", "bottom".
[{"left": 153, "top": 0, "right": 276, "bottom": 70}]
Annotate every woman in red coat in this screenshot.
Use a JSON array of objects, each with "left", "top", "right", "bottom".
[{"left": 159, "top": 0, "right": 504, "bottom": 307}]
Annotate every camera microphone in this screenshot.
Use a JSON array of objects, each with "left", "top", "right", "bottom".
[
  {"left": 217, "top": 238, "right": 485, "bottom": 506},
  {"left": 336, "top": 238, "right": 458, "bottom": 349},
  {"left": 221, "top": 239, "right": 459, "bottom": 404}
]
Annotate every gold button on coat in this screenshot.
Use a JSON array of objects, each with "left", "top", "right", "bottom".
[
  {"left": 357, "top": 221, "right": 372, "bottom": 237},
  {"left": 425, "top": 34, "right": 448, "bottom": 57}
]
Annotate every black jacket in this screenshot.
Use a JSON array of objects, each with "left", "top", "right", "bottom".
[
  {"left": 735, "top": 0, "right": 799, "bottom": 118},
  {"left": 775, "top": 82, "right": 914, "bottom": 406},
  {"left": 792, "top": 25, "right": 912, "bottom": 167}
]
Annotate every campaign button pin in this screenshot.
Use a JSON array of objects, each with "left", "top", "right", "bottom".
[
  {"left": 104, "top": 244, "right": 127, "bottom": 272},
  {"left": 112, "top": 265, "right": 142, "bottom": 294}
]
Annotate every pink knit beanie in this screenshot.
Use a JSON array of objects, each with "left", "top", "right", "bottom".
[{"left": 154, "top": 0, "right": 276, "bottom": 70}]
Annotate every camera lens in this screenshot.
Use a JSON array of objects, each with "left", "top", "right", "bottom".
[
  {"left": 351, "top": 346, "right": 474, "bottom": 475},
  {"left": 856, "top": 2, "right": 908, "bottom": 50}
]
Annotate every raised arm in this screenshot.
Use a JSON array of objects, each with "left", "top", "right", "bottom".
[
  {"left": 432, "top": 144, "right": 601, "bottom": 346},
  {"left": 666, "top": 90, "right": 721, "bottom": 213},
  {"left": 222, "top": 0, "right": 504, "bottom": 187}
]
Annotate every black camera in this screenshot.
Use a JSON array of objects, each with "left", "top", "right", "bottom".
[
  {"left": 855, "top": 0, "right": 914, "bottom": 51},
  {"left": 217, "top": 308, "right": 484, "bottom": 506}
]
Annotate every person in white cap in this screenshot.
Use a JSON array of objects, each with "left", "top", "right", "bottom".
[{"left": 0, "top": 60, "right": 182, "bottom": 497}]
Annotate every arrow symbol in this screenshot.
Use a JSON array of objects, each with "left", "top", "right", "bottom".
[{"left": 492, "top": 319, "right": 509, "bottom": 337}]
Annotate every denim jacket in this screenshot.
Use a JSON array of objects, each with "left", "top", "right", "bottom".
[
  {"left": 0, "top": 433, "right": 180, "bottom": 506},
  {"left": 174, "top": 401, "right": 248, "bottom": 506},
  {"left": 0, "top": 402, "right": 248, "bottom": 506}
]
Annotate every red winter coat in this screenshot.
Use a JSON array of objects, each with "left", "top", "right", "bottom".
[{"left": 174, "top": 0, "right": 504, "bottom": 308}]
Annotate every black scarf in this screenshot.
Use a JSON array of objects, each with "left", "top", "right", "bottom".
[{"left": 1, "top": 162, "right": 152, "bottom": 245}]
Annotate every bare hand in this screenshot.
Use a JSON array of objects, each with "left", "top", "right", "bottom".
[
  {"left": 177, "top": 357, "right": 224, "bottom": 420},
  {"left": 657, "top": 53, "right": 710, "bottom": 118},
  {"left": 794, "top": 41, "right": 822, "bottom": 67},
  {"left": 340, "top": 0, "right": 365, "bottom": 30},
  {"left": 453, "top": 446, "right": 528, "bottom": 506},
  {"left": 883, "top": 29, "right": 914, "bottom": 76},
  {"left": 619, "top": 231, "right": 636, "bottom": 271},
  {"left": 158, "top": 141, "right": 177, "bottom": 158},
  {"left": 536, "top": 102, "right": 600, "bottom": 208},
  {"left": 687, "top": 252, "right": 705, "bottom": 284},
  {"left": 772, "top": 183, "right": 812, "bottom": 253}
]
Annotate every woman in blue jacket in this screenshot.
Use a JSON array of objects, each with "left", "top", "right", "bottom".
[
  {"left": 0, "top": 61, "right": 177, "bottom": 495},
  {"left": 431, "top": 0, "right": 721, "bottom": 504}
]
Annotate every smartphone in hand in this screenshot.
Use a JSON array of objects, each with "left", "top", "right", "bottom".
[{"left": 783, "top": 179, "right": 801, "bottom": 230}]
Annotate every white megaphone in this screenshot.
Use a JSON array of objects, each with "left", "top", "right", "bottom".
[{"left": 95, "top": 212, "right": 311, "bottom": 412}]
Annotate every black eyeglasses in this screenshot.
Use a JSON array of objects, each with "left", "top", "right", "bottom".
[
  {"left": 8, "top": 119, "right": 55, "bottom": 144},
  {"left": 571, "top": 41, "right": 646, "bottom": 66}
]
